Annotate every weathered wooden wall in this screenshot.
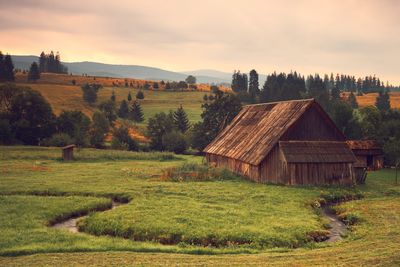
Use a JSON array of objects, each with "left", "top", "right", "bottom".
[
  {"left": 282, "top": 107, "right": 345, "bottom": 141},
  {"left": 206, "top": 154, "right": 259, "bottom": 180}
]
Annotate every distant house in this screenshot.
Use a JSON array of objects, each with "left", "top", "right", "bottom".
[
  {"left": 346, "top": 140, "right": 383, "bottom": 170},
  {"left": 203, "top": 99, "right": 356, "bottom": 185}
]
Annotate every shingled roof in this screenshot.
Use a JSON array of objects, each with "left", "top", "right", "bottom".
[
  {"left": 280, "top": 141, "right": 356, "bottom": 163},
  {"left": 203, "top": 99, "right": 346, "bottom": 165},
  {"left": 346, "top": 140, "right": 382, "bottom": 150}
]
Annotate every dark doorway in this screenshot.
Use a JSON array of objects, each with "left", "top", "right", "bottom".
[{"left": 367, "top": 155, "right": 373, "bottom": 167}]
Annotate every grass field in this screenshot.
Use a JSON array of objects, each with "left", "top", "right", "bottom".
[
  {"left": 19, "top": 83, "right": 206, "bottom": 123},
  {"left": 0, "top": 146, "right": 399, "bottom": 266},
  {"left": 343, "top": 92, "right": 400, "bottom": 109}
]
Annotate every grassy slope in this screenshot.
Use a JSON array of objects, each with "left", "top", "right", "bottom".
[
  {"left": 0, "top": 146, "right": 399, "bottom": 266},
  {"left": 19, "top": 83, "right": 206, "bottom": 123}
]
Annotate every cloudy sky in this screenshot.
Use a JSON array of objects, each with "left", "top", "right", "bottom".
[{"left": 1, "top": 0, "right": 399, "bottom": 83}]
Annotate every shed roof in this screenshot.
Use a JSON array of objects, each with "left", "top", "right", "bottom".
[
  {"left": 346, "top": 140, "right": 382, "bottom": 150},
  {"left": 280, "top": 141, "right": 356, "bottom": 163},
  {"left": 203, "top": 99, "right": 346, "bottom": 165},
  {"left": 62, "top": 144, "right": 76, "bottom": 150}
]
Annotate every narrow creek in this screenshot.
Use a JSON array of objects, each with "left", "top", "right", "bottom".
[
  {"left": 51, "top": 200, "right": 126, "bottom": 233},
  {"left": 50, "top": 200, "right": 347, "bottom": 243},
  {"left": 321, "top": 205, "right": 347, "bottom": 242}
]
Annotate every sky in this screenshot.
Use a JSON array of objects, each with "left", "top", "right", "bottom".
[{"left": 1, "top": 0, "right": 399, "bottom": 84}]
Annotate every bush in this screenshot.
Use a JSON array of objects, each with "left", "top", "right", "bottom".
[
  {"left": 136, "top": 90, "right": 144, "bottom": 99},
  {"left": 0, "top": 119, "right": 14, "bottom": 144},
  {"left": 112, "top": 126, "right": 139, "bottom": 151},
  {"left": 162, "top": 131, "right": 187, "bottom": 154},
  {"left": 43, "top": 133, "right": 74, "bottom": 147}
]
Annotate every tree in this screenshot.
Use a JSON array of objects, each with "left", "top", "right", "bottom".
[
  {"left": 248, "top": 69, "right": 260, "bottom": 99},
  {"left": 110, "top": 90, "right": 116, "bottom": 102},
  {"left": 359, "top": 106, "right": 381, "bottom": 139},
  {"left": 4, "top": 55, "right": 15, "bottom": 81},
  {"left": 153, "top": 82, "right": 159, "bottom": 89},
  {"left": 118, "top": 100, "right": 130, "bottom": 119},
  {"left": 89, "top": 111, "right": 109, "bottom": 148},
  {"left": 231, "top": 70, "right": 248, "bottom": 92},
  {"left": 147, "top": 112, "right": 174, "bottom": 150},
  {"left": 28, "top": 62, "right": 40, "bottom": 82},
  {"left": 375, "top": 91, "right": 390, "bottom": 112},
  {"left": 191, "top": 91, "right": 242, "bottom": 150},
  {"left": 347, "top": 92, "right": 358, "bottom": 109},
  {"left": 129, "top": 100, "right": 144, "bottom": 123},
  {"left": 8, "top": 88, "right": 55, "bottom": 145},
  {"left": 81, "top": 84, "right": 101, "bottom": 104},
  {"left": 56, "top": 110, "right": 90, "bottom": 146},
  {"left": 39, "top": 51, "right": 46, "bottom": 72},
  {"left": 111, "top": 125, "right": 139, "bottom": 151},
  {"left": 98, "top": 100, "right": 117, "bottom": 124},
  {"left": 136, "top": 90, "right": 144, "bottom": 99},
  {"left": 331, "top": 86, "right": 341, "bottom": 100},
  {"left": 185, "top": 75, "right": 196, "bottom": 85},
  {"left": 0, "top": 52, "right": 5, "bottom": 81},
  {"left": 177, "top": 81, "right": 188, "bottom": 90},
  {"left": 162, "top": 131, "right": 187, "bottom": 154},
  {"left": 165, "top": 82, "right": 171, "bottom": 90},
  {"left": 173, "top": 105, "right": 190, "bottom": 133},
  {"left": 331, "top": 100, "right": 354, "bottom": 135},
  {"left": 127, "top": 91, "right": 132, "bottom": 102}
]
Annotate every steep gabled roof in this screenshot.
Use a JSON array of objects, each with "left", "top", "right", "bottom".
[{"left": 203, "top": 99, "right": 345, "bottom": 165}]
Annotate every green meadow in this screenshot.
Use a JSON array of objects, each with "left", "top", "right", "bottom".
[{"left": 0, "top": 146, "right": 399, "bottom": 266}]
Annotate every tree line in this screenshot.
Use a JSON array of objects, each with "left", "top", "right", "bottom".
[{"left": 39, "top": 51, "right": 68, "bottom": 74}]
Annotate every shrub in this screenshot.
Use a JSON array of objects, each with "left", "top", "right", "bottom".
[
  {"left": 112, "top": 126, "right": 139, "bottom": 151},
  {"left": 136, "top": 90, "right": 144, "bottom": 99},
  {"left": 162, "top": 131, "right": 187, "bottom": 154},
  {"left": 0, "top": 119, "right": 14, "bottom": 144},
  {"left": 43, "top": 133, "right": 74, "bottom": 147}
]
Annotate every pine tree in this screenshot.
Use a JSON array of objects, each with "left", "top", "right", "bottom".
[
  {"left": 347, "top": 92, "right": 358, "bottom": 109},
  {"left": 173, "top": 105, "right": 190, "bottom": 133},
  {"left": 375, "top": 91, "right": 391, "bottom": 112},
  {"left": 248, "top": 69, "right": 260, "bottom": 99},
  {"left": 28, "top": 62, "right": 40, "bottom": 82},
  {"left": 118, "top": 100, "right": 129, "bottom": 119},
  {"left": 331, "top": 86, "right": 341, "bottom": 100},
  {"left": 129, "top": 101, "right": 144, "bottom": 123},
  {"left": 4, "top": 55, "right": 15, "bottom": 81},
  {"left": 39, "top": 52, "right": 46, "bottom": 72},
  {"left": 111, "top": 90, "right": 116, "bottom": 102},
  {"left": 127, "top": 91, "right": 132, "bottom": 102}
]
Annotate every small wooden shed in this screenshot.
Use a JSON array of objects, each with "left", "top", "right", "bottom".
[
  {"left": 346, "top": 140, "right": 383, "bottom": 170},
  {"left": 62, "top": 144, "right": 76, "bottom": 161},
  {"left": 203, "top": 99, "right": 356, "bottom": 185}
]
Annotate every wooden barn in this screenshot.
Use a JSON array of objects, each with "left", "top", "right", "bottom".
[
  {"left": 346, "top": 140, "right": 383, "bottom": 170},
  {"left": 203, "top": 99, "right": 357, "bottom": 185}
]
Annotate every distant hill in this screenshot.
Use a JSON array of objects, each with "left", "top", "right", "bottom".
[{"left": 11, "top": 55, "right": 230, "bottom": 84}]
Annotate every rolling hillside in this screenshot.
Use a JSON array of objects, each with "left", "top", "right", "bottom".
[{"left": 11, "top": 55, "right": 231, "bottom": 84}]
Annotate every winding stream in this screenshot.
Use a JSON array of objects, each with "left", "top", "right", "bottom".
[
  {"left": 50, "top": 200, "right": 347, "bottom": 243},
  {"left": 51, "top": 200, "right": 125, "bottom": 233}
]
